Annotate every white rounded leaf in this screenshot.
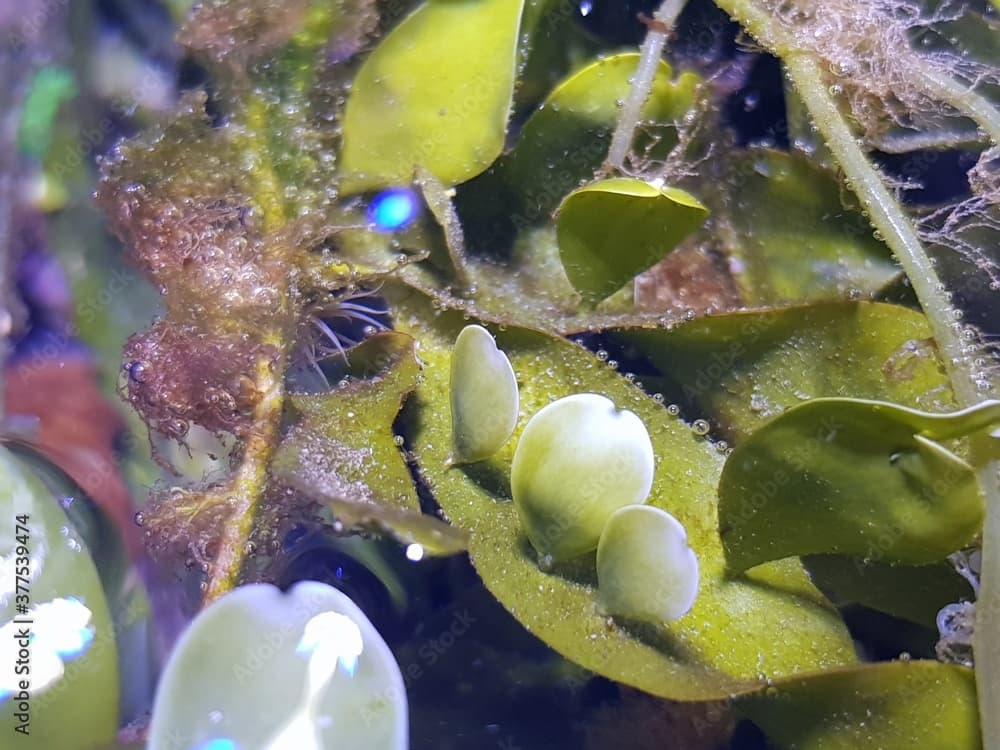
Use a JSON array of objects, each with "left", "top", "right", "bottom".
[
  {"left": 148, "top": 581, "right": 407, "bottom": 750},
  {"left": 597, "top": 505, "right": 699, "bottom": 623},
  {"left": 450, "top": 324, "right": 519, "bottom": 463},
  {"left": 511, "top": 393, "right": 654, "bottom": 562}
]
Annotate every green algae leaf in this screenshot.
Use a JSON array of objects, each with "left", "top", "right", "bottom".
[
  {"left": 389, "top": 284, "right": 855, "bottom": 701},
  {"left": 556, "top": 178, "right": 708, "bottom": 301},
  {"left": 148, "top": 581, "right": 407, "bottom": 749},
  {"left": 736, "top": 661, "right": 981, "bottom": 750},
  {"left": 503, "top": 53, "right": 699, "bottom": 220},
  {"left": 718, "top": 398, "right": 994, "bottom": 573},
  {"left": 340, "top": 0, "right": 525, "bottom": 192},
  {"left": 803, "top": 556, "right": 972, "bottom": 629},
  {"left": 723, "top": 150, "right": 900, "bottom": 304},
  {"left": 275, "top": 332, "right": 467, "bottom": 555},
  {"left": 275, "top": 332, "right": 422, "bottom": 514},
  {"left": 621, "top": 301, "right": 952, "bottom": 440},
  {"left": 0, "top": 447, "right": 119, "bottom": 750}
]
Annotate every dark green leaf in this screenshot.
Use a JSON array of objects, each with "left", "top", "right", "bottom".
[
  {"left": 736, "top": 661, "right": 981, "bottom": 750},
  {"left": 718, "top": 398, "right": 993, "bottom": 572},
  {"left": 621, "top": 301, "right": 954, "bottom": 440},
  {"left": 721, "top": 150, "right": 900, "bottom": 304},
  {"left": 804, "top": 555, "right": 973, "bottom": 629}
]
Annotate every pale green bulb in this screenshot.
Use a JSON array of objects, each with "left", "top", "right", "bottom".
[
  {"left": 511, "top": 393, "right": 654, "bottom": 562},
  {"left": 450, "top": 324, "right": 519, "bottom": 463},
  {"left": 597, "top": 505, "right": 699, "bottom": 623},
  {"left": 148, "top": 582, "right": 407, "bottom": 750}
]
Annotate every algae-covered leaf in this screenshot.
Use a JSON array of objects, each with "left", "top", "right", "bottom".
[
  {"left": 804, "top": 555, "right": 973, "bottom": 628},
  {"left": 718, "top": 398, "right": 993, "bottom": 573},
  {"left": 556, "top": 178, "right": 708, "bottom": 301},
  {"left": 622, "top": 301, "right": 953, "bottom": 440},
  {"left": 340, "top": 0, "right": 525, "bottom": 191},
  {"left": 736, "top": 661, "right": 981, "bottom": 750},
  {"left": 275, "top": 331, "right": 466, "bottom": 555},
  {"left": 388, "top": 284, "right": 855, "bottom": 701},
  {"left": 723, "top": 150, "right": 900, "bottom": 304},
  {"left": 274, "top": 332, "right": 422, "bottom": 516},
  {"left": 503, "top": 53, "right": 699, "bottom": 220}
]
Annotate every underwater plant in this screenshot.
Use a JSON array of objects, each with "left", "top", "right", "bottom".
[
  {"left": 511, "top": 392, "right": 655, "bottom": 563},
  {"left": 4, "top": 0, "right": 1000, "bottom": 747}
]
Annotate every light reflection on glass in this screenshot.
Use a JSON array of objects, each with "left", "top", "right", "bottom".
[
  {"left": 263, "top": 612, "right": 365, "bottom": 749},
  {"left": 196, "top": 739, "right": 238, "bottom": 750},
  {"left": 0, "top": 597, "right": 94, "bottom": 702},
  {"left": 295, "top": 611, "right": 364, "bottom": 678}
]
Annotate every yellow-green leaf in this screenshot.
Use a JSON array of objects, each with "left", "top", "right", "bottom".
[
  {"left": 274, "top": 332, "right": 421, "bottom": 516},
  {"left": 556, "top": 177, "right": 708, "bottom": 301},
  {"left": 389, "top": 283, "right": 855, "bottom": 701},
  {"left": 340, "top": 0, "right": 525, "bottom": 192},
  {"left": 502, "top": 53, "right": 699, "bottom": 220}
]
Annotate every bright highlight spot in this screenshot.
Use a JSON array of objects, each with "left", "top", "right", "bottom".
[
  {"left": 405, "top": 543, "right": 425, "bottom": 562},
  {"left": 266, "top": 612, "right": 366, "bottom": 749},
  {"left": 296, "top": 611, "right": 364, "bottom": 677},
  {"left": 0, "top": 597, "right": 94, "bottom": 702},
  {"left": 37, "top": 597, "right": 95, "bottom": 656},
  {"left": 369, "top": 188, "right": 419, "bottom": 232},
  {"left": 197, "top": 740, "right": 238, "bottom": 750}
]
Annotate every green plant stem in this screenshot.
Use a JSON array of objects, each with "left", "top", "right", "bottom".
[
  {"left": 917, "top": 65, "right": 1000, "bottom": 148},
  {"left": 203, "top": 96, "right": 290, "bottom": 605},
  {"left": 712, "top": 1, "right": 1000, "bottom": 747},
  {"left": 783, "top": 53, "right": 971, "bottom": 393},
  {"left": 605, "top": 0, "right": 687, "bottom": 170}
]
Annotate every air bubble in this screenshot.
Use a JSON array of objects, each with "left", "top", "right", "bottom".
[
  {"left": 128, "top": 361, "right": 149, "bottom": 383},
  {"left": 692, "top": 419, "right": 710, "bottom": 436},
  {"left": 667, "top": 404, "right": 680, "bottom": 416}
]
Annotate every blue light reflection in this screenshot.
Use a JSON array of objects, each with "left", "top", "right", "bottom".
[{"left": 368, "top": 188, "right": 419, "bottom": 232}]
